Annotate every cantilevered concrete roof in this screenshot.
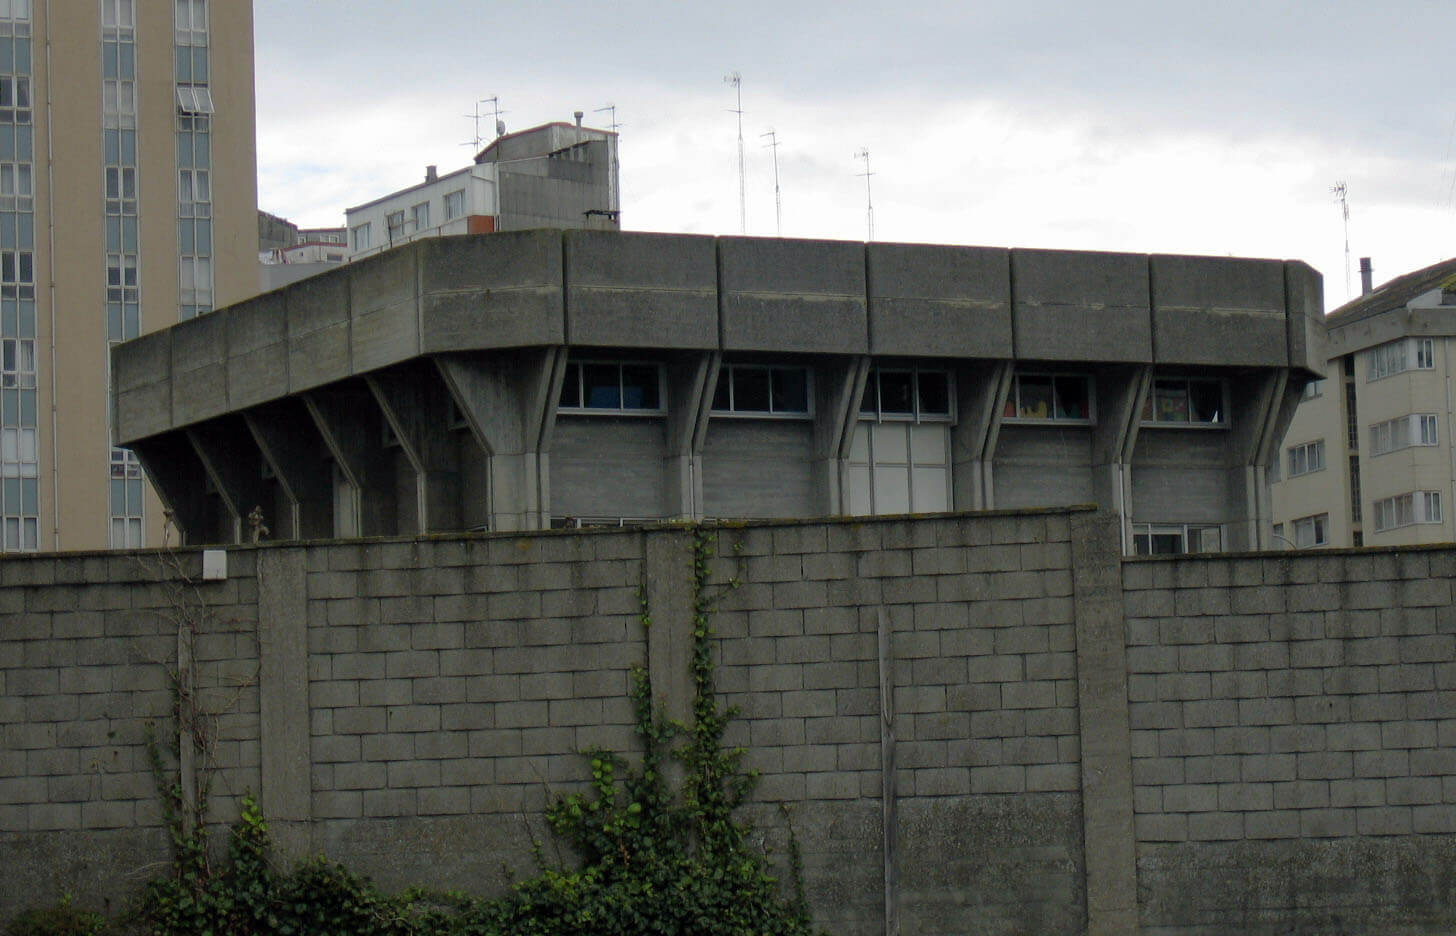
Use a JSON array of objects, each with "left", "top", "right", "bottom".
[{"left": 111, "top": 229, "right": 1326, "bottom": 447}]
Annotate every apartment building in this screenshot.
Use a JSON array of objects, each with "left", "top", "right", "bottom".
[
  {"left": 345, "top": 118, "right": 618, "bottom": 260},
  {"left": 0, "top": 0, "right": 256, "bottom": 552},
  {"left": 1272, "top": 257, "right": 1456, "bottom": 548},
  {"left": 111, "top": 231, "right": 1325, "bottom": 553}
]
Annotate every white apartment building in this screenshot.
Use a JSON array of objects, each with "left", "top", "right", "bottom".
[
  {"left": 1272, "top": 257, "right": 1456, "bottom": 548},
  {"left": 345, "top": 118, "right": 618, "bottom": 260}
]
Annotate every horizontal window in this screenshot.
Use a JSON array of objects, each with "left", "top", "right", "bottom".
[
  {"left": 1132, "top": 522, "right": 1221, "bottom": 555},
  {"left": 1292, "top": 513, "right": 1328, "bottom": 548},
  {"left": 1301, "top": 378, "right": 1326, "bottom": 400},
  {"left": 1368, "top": 337, "right": 1435, "bottom": 381},
  {"left": 550, "top": 516, "right": 656, "bottom": 529},
  {"left": 1369, "top": 414, "right": 1437, "bottom": 456},
  {"left": 1142, "top": 377, "right": 1224, "bottom": 426},
  {"left": 558, "top": 360, "right": 663, "bottom": 413},
  {"left": 1002, "top": 373, "right": 1091, "bottom": 422},
  {"left": 1372, "top": 492, "right": 1441, "bottom": 533},
  {"left": 711, "top": 364, "right": 811, "bottom": 416},
  {"left": 860, "top": 367, "right": 951, "bottom": 421},
  {"left": 1286, "top": 439, "right": 1325, "bottom": 478}
]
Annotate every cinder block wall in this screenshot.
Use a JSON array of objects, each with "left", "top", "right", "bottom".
[
  {"left": 4, "top": 512, "right": 1456, "bottom": 934},
  {"left": 1124, "top": 549, "right": 1456, "bottom": 935}
]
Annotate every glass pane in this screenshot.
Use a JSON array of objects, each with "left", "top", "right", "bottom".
[
  {"left": 1017, "top": 376, "right": 1053, "bottom": 419},
  {"left": 1154, "top": 380, "right": 1189, "bottom": 422},
  {"left": 1150, "top": 532, "right": 1183, "bottom": 554},
  {"left": 772, "top": 368, "right": 809, "bottom": 413},
  {"left": 710, "top": 369, "right": 730, "bottom": 411},
  {"left": 860, "top": 378, "right": 876, "bottom": 415},
  {"left": 878, "top": 370, "right": 914, "bottom": 415},
  {"left": 916, "top": 371, "right": 949, "bottom": 416},
  {"left": 1189, "top": 381, "right": 1222, "bottom": 423},
  {"left": 620, "top": 364, "right": 658, "bottom": 409},
  {"left": 1054, "top": 377, "right": 1088, "bottom": 420},
  {"left": 582, "top": 364, "right": 619, "bottom": 409},
  {"left": 732, "top": 367, "right": 770, "bottom": 412}
]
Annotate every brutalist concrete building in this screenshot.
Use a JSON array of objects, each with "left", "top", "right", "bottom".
[{"left": 109, "top": 230, "right": 1326, "bottom": 554}]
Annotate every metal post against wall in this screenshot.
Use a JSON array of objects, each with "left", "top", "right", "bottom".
[{"left": 877, "top": 607, "right": 898, "bottom": 936}]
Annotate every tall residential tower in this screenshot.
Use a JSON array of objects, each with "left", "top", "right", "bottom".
[{"left": 6, "top": 0, "right": 257, "bottom": 551}]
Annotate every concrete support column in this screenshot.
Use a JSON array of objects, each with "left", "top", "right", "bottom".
[
  {"left": 244, "top": 399, "right": 334, "bottom": 540},
  {"left": 1091, "top": 366, "right": 1152, "bottom": 554},
  {"left": 304, "top": 380, "right": 396, "bottom": 537},
  {"left": 186, "top": 416, "right": 273, "bottom": 545},
  {"left": 256, "top": 546, "right": 312, "bottom": 860},
  {"left": 435, "top": 347, "right": 567, "bottom": 532},
  {"left": 1227, "top": 370, "right": 1296, "bottom": 551},
  {"left": 950, "top": 361, "right": 1012, "bottom": 510},
  {"left": 664, "top": 352, "right": 718, "bottom": 520},
  {"left": 1069, "top": 510, "right": 1139, "bottom": 935},
  {"left": 366, "top": 362, "right": 463, "bottom": 534},
  {"left": 813, "top": 355, "right": 870, "bottom": 516}
]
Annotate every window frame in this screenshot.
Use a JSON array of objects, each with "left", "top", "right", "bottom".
[
  {"left": 443, "top": 189, "right": 465, "bottom": 221},
  {"left": 1001, "top": 372, "right": 1095, "bottom": 425},
  {"left": 1141, "top": 376, "right": 1227, "bottom": 428},
  {"left": 1292, "top": 513, "right": 1329, "bottom": 547},
  {"left": 557, "top": 359, "right": 667, "bottom": 416},
  {"left": 1372, "top": 491, "right": 1443, "bottom": 533},
  {"left": 858, "top": 365, "right": 954, "bottom": 423},
  {"left": 1369, "top": 413, "right": 1439, "bottom": 457},
  {"left": 710, "top": 363, "right": 814, "bottom": 419},
  {"left": 1286, "top": 439, "right": 1326, "bottom": 478},
  {"left": 351, "top": 222, "right": 371, "bottom": 251},
  {"left": 1131, "top": 522, "right": 1223, "bottom": 555},
  {"left": 1368, "top": 337, "right": 1437, "bottom": 382}
]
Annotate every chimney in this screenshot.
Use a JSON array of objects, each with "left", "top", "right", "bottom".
[
  {"left": 425, "top": 165, "right": 438, "bottom": 184},
  {"left": 1359, "top": 257, "right": 1373, "bottom": 296},
  {"left": 574, "top": 110, "right": 584, "bottom": 127}
]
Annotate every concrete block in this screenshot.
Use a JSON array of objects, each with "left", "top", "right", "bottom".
[
  {"left": 718, "top": 237, "right": 868, "bottom": 354},
  {"left": 1284, "top": 260, "right": 1327, "bottom": 377},
  {"left": 1009, "top": 247, "right": 1152, "bottom": 362},
  {"left": 1135, "top": 814, "right": 1188, "bottom": 842},
  {"left": 1187, "top": 811, "right": 1243, "bottom": 841},
  {"left": 1150, "top": 255, "right": 1287, "bottom": 367},
  {"left": 866, "top": 242, "right": 1012, "bottom": 357},
  {"left": 563, "top": 231, "right": 717, "bottom": 349}
]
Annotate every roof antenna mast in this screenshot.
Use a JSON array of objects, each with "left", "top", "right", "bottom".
[
  {"left": 725, "top": 72, "right": 746, "bottom": 234},
  {"left": 855, "top": 148, "right": 875, "bottom": 242},
  {"left": 1332, "top": 180, "right": 1351, "bottom": 298},
  {"left": 463, "top": 96, "right": 505, "bottom": 152},
  {"left": 595, "top": 103, "right": 622, "bottom": 219},
  {"left": 761, "top": 129, "right": 782, "bottom": 236}
]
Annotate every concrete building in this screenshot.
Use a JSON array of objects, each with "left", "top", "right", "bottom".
[
  {"left": 1272, "top": 256, "right": 1456, "bottom": 548},
  {"left": 0, "top": 0, "right": 257, "bottom": 553},
  {"left": 259, "top": 215, "right": 347, "bottom": 292},
  {"left": 110, "top": 230, "right": 1325, "bottom": 553},
  {"left": 345, "top": 119, "right": 618, "bottom": 260}
]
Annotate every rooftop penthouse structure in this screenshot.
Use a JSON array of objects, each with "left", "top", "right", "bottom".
[{"left": 110, "top": 230, "right": 1326, "bottom": 553}]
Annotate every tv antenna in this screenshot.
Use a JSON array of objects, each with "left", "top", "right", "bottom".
[
  {"left": 595, "top": 103, "right": 622, "bottom": 220},
  {"left": 1332, "top": 180, "right": 1351, "bottom": 297},
  {"left": 463, "top": 96, "right": 505, "bottom": 151},
  {"left": 725, "top": 72, "right": 745, "bottom": 234},
  {"left": 761, "top": 129, "right": 782, "bottom": 236},
  {"left": 855, "top": 148, "right": 875, "bottom": 242}
]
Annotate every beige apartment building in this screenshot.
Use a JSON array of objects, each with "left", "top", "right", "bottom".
[
  {"left": 1272, "top": 257, "right": 1456, "bottom": 549},
  {"left": 0, "top": 0, "right": 256, "bottom": 552}
]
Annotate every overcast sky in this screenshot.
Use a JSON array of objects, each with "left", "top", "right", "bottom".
[{"left": 254, "top": 0, "right": 1456, "bottom": 312}]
